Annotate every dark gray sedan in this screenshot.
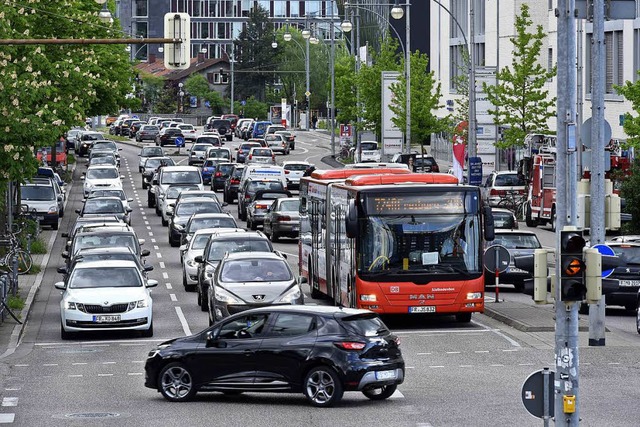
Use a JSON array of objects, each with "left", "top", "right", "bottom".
[
  {"left": 263, "top": 197, "right": 300, "bottom": 242},
  {"left": 207, "top": 251, "right": 303, "bottom": 323}
]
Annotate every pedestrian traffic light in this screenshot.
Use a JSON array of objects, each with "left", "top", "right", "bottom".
[{"left": 560, "top": 227, "right": 586, "bottom": 301}]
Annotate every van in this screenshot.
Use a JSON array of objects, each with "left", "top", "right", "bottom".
[
  {"left": 239, "top": 164, "right": 287, "bottom": 191},
  {"left": 20, "top": 181, "right": 62, "bottom": 230},
  {"left": 251, "top": 121, "right": 273, "bottom": 139},
  {"left": 355, "top": 141, "right": 381, "bottom": 163}
]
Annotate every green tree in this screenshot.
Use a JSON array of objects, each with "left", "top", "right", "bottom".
[
  {"left": 234, "top": 97, "right": 269, "bottom": 120},
  {"left": 184, "top": 74, "right": 225, "bottom": 115},
  {"left": 389, "top": 51, "right": 447, "bottom": 149},
  {"left": 615, "top": 79, "right": 640, "bottom": 149},
  {"left": 356, "top": 35, "right": 402, "bottom": 138},
  {"left": 141, "top": 74, "right": 166, "bottom": 113},
  {"left": 334, "top": 47, "right": 357, "bottom": 125},
  {"left": 483, "top": 3, "right": 556, "bottom": 149},
  {"left": 234, "top": 6, "right": 277, "bottom": 102},
  {"left": 620, "top": 161, "right": 640, "bottom": 232}
]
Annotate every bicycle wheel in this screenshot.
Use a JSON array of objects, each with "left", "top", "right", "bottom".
[
  {"left": 497, "top": 198, "right": 516, "bottom": 212},
  {"left": 15, "top": 250, "right": 33, "bottom": 275}
]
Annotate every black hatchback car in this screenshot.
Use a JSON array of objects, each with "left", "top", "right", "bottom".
[{"left": 144, "top": 306, "right": 404, "bottom": 406}]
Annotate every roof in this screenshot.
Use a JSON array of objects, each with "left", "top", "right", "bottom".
[
  {"left": 237, "top": 305, "right": 370, "bottom": 317},
  {"left": 225, "top": 251, "right": 282, "bottom": 261},
  {"left": 135, "top": 57, "right": 229, "bottom": 81},
  {"left": 160, "top": 165, "right": 200, "bottom": 172},
  {"left": 72, "top": 259, "right": 138, "bottom": 269},
  {"left": 310, "top": 168, "right": 411, "bottom": 180},
  {"left": 188, "top": 212, "right": 233, "bottom": 219}
]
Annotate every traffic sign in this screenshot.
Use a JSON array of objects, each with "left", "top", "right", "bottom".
[
  {"left": 240, "top": 100, "right": 246, "bottom": 106},
  {"left": 483, "top": 245, "right": 511, "bottom": 274},
  {"left": 468, "top": 157, "right": 483, "bottom": 186},
  {"left": 522, "top": 368, "right": 555, "bottom": 419},
  {"left": 592, "top": 244, "right": 615, "bottom": 278},
  {"left": 175, "top": 137, "right": 185, "bottom": 147},
  {"left": 305, "top": 91, "right": 311, "bottom": 97},
  {"left": 581, "top": 117, "right": 611, "bottom": 149}
]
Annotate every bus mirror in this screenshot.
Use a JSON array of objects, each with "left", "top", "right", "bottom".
[
  {"left": 483, "top": 206, "right": 495, "bottom": 241},
  {"left": 345, "top": 199, "right": 359, "bottom": 239}
]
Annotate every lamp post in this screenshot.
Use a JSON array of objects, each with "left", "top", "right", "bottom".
[
  {"left": 390, "top": 1, "right": 411, "bottom": 154},
  {"left": 281, "top": 27, "right": 310, "bottom": 131},
  {"left": 95, "top": 0, "right": 113, "bottom": 24}
]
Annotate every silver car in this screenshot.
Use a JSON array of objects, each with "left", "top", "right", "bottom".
[
  {"left": 207, "top": 251, "right": 303, "bottom": 322},
  {"left": 179, "top": 228, "right": 222, "bottom": 292},
  {"left": 188, "top": 143, "right": 214, "bottom": 166}
]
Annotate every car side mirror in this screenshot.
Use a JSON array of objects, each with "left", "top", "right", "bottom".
[
  {"left": 179, "top": 244, "right": 187, "bottom": 252},
  {"left": 54, "top": 282, "right": 66, "bottom": 290},
  {"left": 275, "top": 251, "right": 287, "bottom": 260},
  {"left": 56, "top": 266, "right": 68, "bottom": 275},
  {"left": 194, "top": 255, "right": 204, "bottom": 263},
  {"left": 345, "top": 199, "right": 359, "bottom": 239},
  {"left": 75, "top": 209, "right": 81, "bottom": 214},
  {"left": 61, "top": 232, "right": 69, "bottom": 238},
  {"left": 80, "top": 176, "right": 85, "bottom": 180},
  {"left": 298, "top": 277, "right": 308, "bottom": 284},
  {"left": 126, "top": 207, "right": 133, "bottom": 213},
  {"left": 141, "top": 249, "right": 150, "bottom": 257},
  {"left": 483, "top": 206, "right": 495, "bottom": 241},
  {"left": 139, "top": 239, "right": 146, "bottom": 246},
  {"left": 61, "top": 251, "right": 69, "bottom": 259},
  {"left": 152, "top": 179, "right": 158, "bottom": 185},
  {"left": 57, "top": 195, "right": 63, "bottom": 202},
  {"left": 144, "top": 265, "right": 154, "bottom": 272},
  {"left": 120, "top": 175, "right": 125, "bottom": 179},
  {"left": 128, "top": 198, "right": 133, "bottom": 202},
  {"left": 206, "top": 330, "right": 225, "bottom": 347},
  {"left": 146, "top": 279, "right": 158, "bottom": 288}
]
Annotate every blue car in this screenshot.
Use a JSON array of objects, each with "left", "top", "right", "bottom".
[
  {"left": 251, "top": 121, "right": 272, "bottom": 139},
  {"left": 201, "top": 159, "right": 218, "bottom": 184}
]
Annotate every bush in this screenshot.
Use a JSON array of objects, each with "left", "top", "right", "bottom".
[
  {"left": 29, "top": 238, "right": 47, "bottom": 255},
  {"left": 7, "top": 294, "right": 24, "bottom": 311},
  {"left": 66, "top": 153, "right": 76, "bottom": 164},
  {"left": 620, "top": 161, "right": 640, "bottom": 233}
]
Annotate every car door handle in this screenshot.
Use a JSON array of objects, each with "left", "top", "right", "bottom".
[{"left": 243, "top": 349, "right": 254, "bottom": 356}]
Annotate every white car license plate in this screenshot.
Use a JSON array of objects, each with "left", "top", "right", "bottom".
[
  {"left": 375, "top": 370, "right": 396, "bottom": 381},
  {"left": 619, "top": 280, "right": 640, "bottom": 287},
  {"left": 93, "top": 315, "right": 121, "bottom": 323},
  {"left": 409, "top": 306, "right": 436, "bottom": 313}
]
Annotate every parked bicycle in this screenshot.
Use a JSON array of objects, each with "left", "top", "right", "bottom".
[
  {"left": 497, "top": 190, "right": 528, "bottom": 221},
  {"left": 0, "top": 227, "right": 33, "bottom": 275}
]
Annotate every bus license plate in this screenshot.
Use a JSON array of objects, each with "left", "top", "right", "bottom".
[
  {"left": 93, "top": 315, "right": 121, "bottom": 323},
  {"left": 409, "top": 306, "right": 436, "bottom": 313},
  {"left": 375, "top": 370, "right": 396, "bottom": 380},
  {"left": 619, "top": 280, "right": 640, "bottom": 287}
]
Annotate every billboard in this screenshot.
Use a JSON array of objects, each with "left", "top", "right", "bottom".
[{"left": 381, "top": 71, "right": 403, "bottom": 156}]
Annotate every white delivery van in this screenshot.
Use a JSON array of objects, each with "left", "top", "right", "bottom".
[{"left": 239, "top": 164, "right": 287, "bottom": 190}]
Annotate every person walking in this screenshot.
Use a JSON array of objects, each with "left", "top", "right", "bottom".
[{"left": 311, "top": 114, "right": 318, "bottom": 130}]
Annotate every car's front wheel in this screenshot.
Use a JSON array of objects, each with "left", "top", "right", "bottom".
[
  {"left": 362, "top": 384, "right": 397, "bottom": 401},
  {"left": 303, "top": 366, "right": 343, "bottom": 407},
  {"left": 158, "top": 363, "right": 197, "bottom": 402}
]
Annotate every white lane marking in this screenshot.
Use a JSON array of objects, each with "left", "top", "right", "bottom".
[
  {"left": 102, "top": 361, "right": 116, "bottom": 365},
  {"left": 127, "top": 372, "right": 144, "bottom": 376},
  {"left": 98, "top": 373, "right": 114, "bottom": 377},
  {"left": 170, "top": 293, "right": 177, "bottom": 302},
  {"left": 72, "top": 362, "right": 87, "bottom": 366},
  {"left": 2, "top": 398, "right": 18, "bottom": 407},
  {"left": 0, "top": 414, "right": 16, "bottom": 423},
  {"left": 131, "top": 360, "right": 145, "bottom": 363},
  {"left": 119, "top": 343, "right": 147, "bottom": 347},
  {"left": 583, "top": 363, "right": 591, "bottom": 365},
  {"left": 490, "top": 364, "right": 505, "bottom": 367},
  {"left": 175, "top": 306, "right": 192, "bottom": 336},
  {"left": 503, "top": 349, "right": 519, "bottom": 352},
  {"left": 34, "top": 339, "right": 166, "bottom": 346},
  {"left": 417, "top": 352, "right": 431, "bottom": 355},
  {"left": 459, "top": 365, "right": 474, "bottom": 368},
  {"left": 149, "top": 232, "right": 154, "bottom": 237},
  {"left": 396, "top": 329, "right": 494, "bottom": 335},
  {"left": 142, "top": 216, "right": 147, "bottom": 221},
  {"left": 446, "top": 351, "right": 461, "bottom": 354},
  {"left": 154, "top": 245, "right": 159, "bottom": 250},
  {"left": 166, "top": 283, "right": 172, "bottom": 290},
  {"left": 475, "top": 351, "right": 489, "bottom": 354},
  {"left": 144, "top": 221, "right": 149, "bottom": 225},
  {"left": 146, "top": 226, "right": 151, "bottom": 230},
  {"left": 14, "top": 364, "right": 28, "bottom": 367},
  {"left": 162, "top": 272, "right": 169, "bottom": 279},
  {"left": 43, "top": 363, "right": 58, "bottom": 366},
  {"left": 156, "top": 253, "right": 162, "bottom": 259},
  {"left": 471, "top": 319, "right": 521, "bottom": 347},
  {"left": 159, "top": 262, "right": 165, "bottom": 268},
  {"left": 4, "top": 388, "right": 20, "bottom": 392},
  {"left": 518, "top": 363, "right": 534, "bottom": 366},
  {"left": 68, "top": 374, "right": 83, "bottom": 378},
  {"left": 429, "top": 366, "right": 445, "bottom": 368},
  {"left": 608, "top": 362, "right": 621, "bottom": 365},
  {"left": 389, "top": 389, "right": 404, "bottom": 399}
]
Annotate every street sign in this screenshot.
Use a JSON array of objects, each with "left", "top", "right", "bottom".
[
  {"left": 592, "top": 244, "right": 615, "bottom": 278},
  {"left": 304, "top": 91, "right": 311, "bottom": 97},
  {"left": 468, "top": 157, "right": 483, "bottom": 186},
  {"left": 240, "top": 100, "right": 246, "bottom": 106},
  {"left": 581, "top": 117, "right": 611, "bottom": 149},
  {"left": 175, "top": 137, "right": 185, "bottom": 148},
  {"left": 522, "top": 368, "right": 555, "bottom": 419},
  {"left": 483, "top": 245, "right": 510, "bottom": 274}
]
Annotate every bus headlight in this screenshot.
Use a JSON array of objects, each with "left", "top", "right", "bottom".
[{"left": 466, "top": 292, "right": 482, "bottom": 300}]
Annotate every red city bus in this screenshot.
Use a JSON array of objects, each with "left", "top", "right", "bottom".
[
  {"left": 36, "top": 139, "right": 67, "bottom": 166},
  {"left": 299, "top": 171, "right": 495, "bottom": 322}
]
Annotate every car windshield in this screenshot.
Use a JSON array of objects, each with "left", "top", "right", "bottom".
[
  {"left": 278, "top": 199, "right": 300, "bottom": 211},
  {"left": 75, "top": 234, "right": 137, "bottom": 253},
  {"left": 145, "top": 158, "right": 174, "bottom": 169},
  {"left": 89, "top": 190, "right": 125, "bottom": 200},
  {"left": 175, "top": 201, "right": 220, "bottom": 216},
  {"left": 252, "top": 149, "right": 271, "bottom": 157},
  {"left": 217, "top": 164, "right": 234, "bottom": 174},
  {"left": 493, "top": 212, "right": 517, "bottom": 229},
  {"left": 220, "top": 259, "right": 291, "bottom": 282},
  {"left": 232, "top": 168, "right": 245, "bottom": 177},
  {"left": 179, "top": 125, "right": 194, "bottom": 131},
  {"left": 493, "top": 234, "right": 541, "bottom": 249},
  {"left": 90, "top": 157, "right": 116, "bottom": 166},
  {"left": 198, "top": 137, "right": 221, "bottom": 145},
  {"left": 83, "top": 199, "right": 124, "bottom": 214},
  {"left": 193, "top": 144, "right": 212, "bottom": 152},
  {"left": 610, "top": 246, "right": 640, "bottom": 264},
  {"left": 76, "top": 253, "right": 138, "bottom": 265},
  {"left": 191, "top": 233, "right": 213, "bottom": 250},
  {"left": 21, "top": 186, "right": 54, "bottom": 201},
  {"left": 361, "top": 142, "right": 378, "bottom": 151},
  {"left": 248, "top": 181, "right": 284, "bottom": 192},
  {"left": 86, "top": 168, "right": 118, "bottom": 179},
  {"left": 206, "top": 240, "right": 271, "bottom": 261},
  {"left": 166, "top": 185, "right": 199, "bottom": 199},
  {"left": 68, "top": 267, "right": 142, "bottom": 289},
  {"left": 141, "top": 147, "right": 163, "bottom": 156},
  {"left": 494, "top": 173, "right": 525, "bottom": 186},
  {"left": 93, "top": 142, "right": 117, "bottom": 151},
  {"left": 208, "top": 149, "right": 230, "bottom": 159},
  {"left": 284, "top": 164, "right": 308, "bottom": 171},
  {"left": 142, "top": 126, "right": 159, "bottom": 132},
  {"left": 188, "top": 217, "right": 236, "bottom": 232},
  {"left": 162, "top": 171, "right": 201, "bottom": 184},
  {"left": 241, "top": 144, "right": 260, "bottom": 150},
  {"left": 340, "top": 314, "right": 389, "bottom": 337}
]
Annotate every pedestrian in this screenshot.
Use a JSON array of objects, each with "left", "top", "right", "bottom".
[{"left": 311, "top": 114, "right": 318, "bottom": 130}]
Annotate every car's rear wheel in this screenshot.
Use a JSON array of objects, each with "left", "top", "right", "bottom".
[
  {"left": 159, "top": 363, "right": 197, "bottom": 402},
  {"left": 362, "top": 384, "right": 397, "bottom": 401},
  {"left": 303, "top": 366, "right": 343, "bottom": 407}
]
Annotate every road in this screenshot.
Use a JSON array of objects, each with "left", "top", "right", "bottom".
[{"left": 0, "top": 131, "right": 637, "bottom": 426}]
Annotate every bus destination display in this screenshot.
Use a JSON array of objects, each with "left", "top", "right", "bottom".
[{"left": 366, "top": 192, "right": 472, "bottom": 214}]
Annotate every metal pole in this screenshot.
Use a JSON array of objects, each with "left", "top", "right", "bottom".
[
  {"left": 305, "top": 37, "right": 311, "bottom": 131},
  {"left": 556, "top": 1, "right": 580, "bottom": 425},
  {"left": 356, "top": 6, "right": 362, "bottom": 158},
  {"left": 468, "top": 0, "right": 477, "bottom": 181},
  {"left": 231, "top": 48, "right": 235, "bottom": 114},
  {"left": 405, "top": 2, "right": 411, "bottom": 154},
  {"left": 330, "top": 6, "right": 336, "bottom": 157},
  {"left": 495, "top": 0, "right": 500, "bottom": 169},
  {"left": 589, "top": 0, "right": 607, "bottom": 347},
  {"left": 576, "top": 19, "right": 583, "bottom": 179}
]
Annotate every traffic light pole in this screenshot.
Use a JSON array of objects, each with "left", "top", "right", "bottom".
[{"left": 556, "top": 1, "right": 580, "bottom": 425}]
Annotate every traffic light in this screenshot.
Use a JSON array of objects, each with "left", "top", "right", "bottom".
[
  {"left": 560, "top": 228, "right": 586, "bottom": 301},
  {"left": 514, "top": 249, "right": 549, "bottom": 304}
]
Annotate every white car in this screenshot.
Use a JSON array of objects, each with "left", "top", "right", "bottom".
[
  {"left": 82, "top": 165, "right": 123, "bottom": 197},
  {"left": 178, "top": 124, "right": 199, "bottom": 142},
  {"left": 159, "top": 184, "right": 201, "bottom": 227},
  {"left": 179, "top": 227, "right": 227, "bottom": 291},
  {"left": 281, "top": 160, "right": 311, "bottom": 190},
  {"left": 354, "top": 141, "right": 381, "bottom": 163},
  {"left": 246, "top": 147, "right": 275, "bottom": 165},
  {"left": 56, "top": 260, "right": 157, "bottom": 339},
  {"left": 86, "top": 188, "right": 133, "bottom": 212},
  {"left": 188, "top": 142, "right": 214, "bottom": 166}
]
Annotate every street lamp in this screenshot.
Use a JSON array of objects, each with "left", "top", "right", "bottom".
[
  {"left": 95, "top": 0, "right": 113, "bottom": 24},
  {"left": 177, "top": 82, "right": 184, "bottom": 114},
  {"left": 276, "top": 30, "right": 310, "bottom": 130}
]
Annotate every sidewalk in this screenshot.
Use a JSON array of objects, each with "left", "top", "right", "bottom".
[{"left": 483, "top": 298, "right": 590, "bottom": 332}]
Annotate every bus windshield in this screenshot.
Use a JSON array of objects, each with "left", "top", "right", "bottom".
[{"left": 358, "top": 213, "right": 481, "bottom": 278}]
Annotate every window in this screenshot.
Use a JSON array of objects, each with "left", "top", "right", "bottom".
[
  {"left": 134, "top": 0, "right": 147, "bottom": 17},
  {"left": 450, "top": 45, "right": 466, "bottom": 92},
  {"left": 548, "top": 47, "right": 553, "bottom": 81},
  {"left": 217, "top": 314, "right": 269, "bottom": 339},
  {"left": 268, "top": 314, "right": 316, "bottom": 337},
  {"left": 586, "top": 30, "right": 624, "bottom": 94}
]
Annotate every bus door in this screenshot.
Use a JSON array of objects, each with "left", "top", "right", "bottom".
[
  {"left": 309, "top": 198, "right": 322, "bottom": 293},
  {"left": 330, "top": 204, "right": 342, "bottom": 305}
]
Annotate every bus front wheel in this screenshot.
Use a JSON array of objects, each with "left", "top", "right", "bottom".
[{"left": 455, "top": 313, "right": 472, "bottom": 323}]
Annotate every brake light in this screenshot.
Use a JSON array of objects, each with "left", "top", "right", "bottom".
[
  {"left": 334, "top": 342, "right": 366, "bottom": 351},
  {"left": 245, "top": 194, "right": 251, "bottom": 199},
  {"left": 215, "top": 172, "right": 222, "bottom": 177},
  {"left": 285, "top": 170, "right": 290, "bottom": 174},
  {"left": 248, "top": 155, "right": 252, "bottom": 160},
  {"left": 255, "top": 204, "right": 268, "bottom": 209},
  {"left": 432, "top": 165, "right": 440, "bottom": 172},
  {"left": 276, "top": 215, "right": 291, "bottom": 221},
  {"left": 490, "top": 189, "right": 506, "bottom": 196},
  {"left": 231, "top": 178, "right": 240, "bottom": 184}
]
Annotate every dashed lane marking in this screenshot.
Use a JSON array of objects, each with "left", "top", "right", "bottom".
[
  {"left": 2, "top": 398, "right": 18, "bottom": 407},
  {"left": 471, "top": 318, "right": 521, "bottom": 347},
  {"left": 170, "top": 294, "right": 177, "bottom": 302},
  {"left": 159, "top": 262, "right": 165, "bottom": 268},
  {"left": 417, "top": 353, "right": 431, "bottom": 356},
  {"left": 446, "top": 351, "right": 461, "bottom": 354},
  {"left": 429, "top": 366, "right": 445, "bottom": 369},
  {"left": 154, "top": 245, "right": 159, "bottom": 250},
  {"left": 43, "top": 364, "right": 58, "bottom": 367},
  {"left": 148, "top": 232, "right": 154, "bottom": 237},
  {"left": 127, "top": 373, "right": 143, "bottom": 376},
  {"left": 162, "top": 272, "right": 169, "bottom": 279},
  {"left": 102, "top": 362, "right": 116, "bottom": 365},
  {"left": 156, "top": 253, "right": 162, "bottom": 259},
  {"left": 166, "top": 283, "right": 172, "bottom": 290},
  {"left": 72, "top": 363, "right": 87, "bottom": 366},
  {"left": 475, "top": 351, "right": 489, "bottom": 353},
  {"left": 0, "top": 414, "right": 16, "bottom": 423},
  {"left": 175, "top": 306, "right": 192, "bottom": 336},
  {"left": 98, "top": 374, "right": 114, "bottom": 377}
]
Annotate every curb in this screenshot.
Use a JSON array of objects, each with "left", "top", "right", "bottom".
[{"left": 483, "top": 305, "right": 591, "bottom": 333}]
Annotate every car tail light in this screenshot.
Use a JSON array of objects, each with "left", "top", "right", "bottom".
[
  {"left": 255, "top": 204, "right": 268, "bottom": 210},
  {"left": 231, "top": 178, "right": 240, "bottom": 184},
  {"left": 248, "top": 155, "right": 252, "bottom": 160},
  {"left": 276, "top": 215, "right": 291, "bottom": 221},
  {"left": 245, "top": 194, "right": 251, "bottom": 200},
  {"left": 215, "top": 172, "right": 222, "bottom": 177},
  {"left": 334, "top": 342, "right": 366, "bottom": 351},
  {"left": 285, "top": 170, "right": 290, "bottom": 174},
  {"left": 490, "top": 189, "right": 506, "bottom": 196}
]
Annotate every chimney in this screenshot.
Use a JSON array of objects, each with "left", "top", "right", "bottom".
[
  {"left": 148, "top": 53, "right": 156, "bottom": 64},
  {"left": 197, "top": 53, "right": 205, "bottom": 64}
]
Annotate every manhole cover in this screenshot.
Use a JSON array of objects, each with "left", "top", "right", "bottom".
[{"left": 64, "top": 413, "right": 120, "bottom": 419}]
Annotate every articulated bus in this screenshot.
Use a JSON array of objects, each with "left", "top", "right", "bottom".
[{"left": 299, "top": 170, "right": 495, "bottom": 322}]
